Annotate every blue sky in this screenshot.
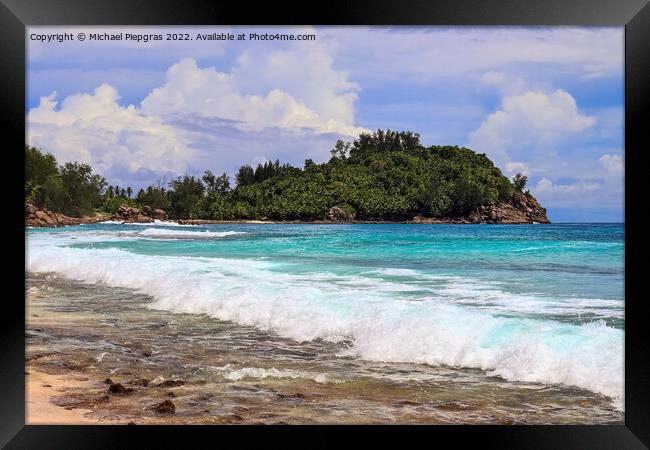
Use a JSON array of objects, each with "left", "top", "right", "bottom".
[{"left": 27, "top": 26, "right": 624, "bottom": 222}]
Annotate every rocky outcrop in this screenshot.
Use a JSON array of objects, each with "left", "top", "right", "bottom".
[
  {"left": 467, "top": 191, "right": 549, "bottom": 224},
  {"left": 328, "top": 206, "right": 355, "bottom": 222},
  {"left": 411, "top": 191, "right": 549, "bottom": 224},
  {"left": 152, "top": 208, "right": 168, "bottom": 220},
  {"left": 25, "top": 203, "right": 106, "bottom": 228},
  {"left": 111, "top": 204, "right": 153, "bottom": 223},
  {"left": 110, "top": 204, "right": 168, "bottom": 223}
]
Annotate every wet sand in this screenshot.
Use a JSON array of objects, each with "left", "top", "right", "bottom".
[
  {"left": 26, "top": 273, "right": 624, "bottom": 425},
  {"left": 27, "top": 370, "right": 123, "bottom": 425}
]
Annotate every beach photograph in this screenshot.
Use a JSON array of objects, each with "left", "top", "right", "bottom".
[{"left": 25, "top": 26, "right": 624, "bottom": 425}]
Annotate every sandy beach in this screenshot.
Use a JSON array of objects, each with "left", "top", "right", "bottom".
[{"left": 26, "top": 370, "right": 122, "bottom": 425}]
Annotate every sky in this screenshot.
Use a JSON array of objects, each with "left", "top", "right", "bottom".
[{"left": 26, "top": 26, "right": 624, "bottom": 222}]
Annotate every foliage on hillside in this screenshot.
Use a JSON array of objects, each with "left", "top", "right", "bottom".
[{"left": 26, "top": 130, "right": 525, "bottom": 221}]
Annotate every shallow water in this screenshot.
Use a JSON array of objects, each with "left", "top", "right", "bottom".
[
  {"left": 25, "top": 222, "right": 624, "bottom": 423},
  {"left": 26, "top": 274, "right": 623, "bottom": 424}
]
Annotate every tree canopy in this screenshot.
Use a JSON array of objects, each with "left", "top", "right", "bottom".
[{"left": 26, "top": 130, "right": 521, "bottom": 220}]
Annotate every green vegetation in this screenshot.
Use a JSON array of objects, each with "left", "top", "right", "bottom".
[
  {"left": 26, "top": 130, "right": 522, "bottom": 221},
  {"left": 512, "top": 173, "right": 528, "bottom": 192},
  {"left": 25, "top": 146, "right": 106, "bottom": 217}
]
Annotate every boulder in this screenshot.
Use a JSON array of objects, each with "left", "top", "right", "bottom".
[
  {"left": 26, "top": 203, "right": 97, "bottom": 227},
  {"left": 129, "top": 378, "right": 150, "bottom": 387},
  {"left": 156, "top": 380, "right": 185, "bottom": 388},
  {"left": 35, "top": 210, "right": 56, "bottom": 226},
  {"left": 152, "top": 399, "right": 176, "bottom": 414},
  {"left": 111, "top": 204, "right": 153, "bottom": 223},
  {"left": 462, "top": 191, "right": 550, "bottom": 224},
  {"left": 152, "top": 209, "right": 168, "bottom": 220},
  {"left": 134, "top": 214, "right": 153, "bottom": 223},
  {"left": 25, "top": 203, "right": 38, "bottom": 216},
  {"left": 143, "top": 205, "right": 153, "bottom": 216},
  {"left": 328, "top": 206, "right": 355, "bottom": 222},
  {"left": 107, "top": 382, "right": 134, "bottom": 395}
]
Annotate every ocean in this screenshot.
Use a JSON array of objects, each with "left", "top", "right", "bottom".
[{"left": 25, "top": 222, "right": 625, "bottom": 422}]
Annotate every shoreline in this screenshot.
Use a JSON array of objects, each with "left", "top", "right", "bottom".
[
  {"left": 26, "top": 369, "right": 123, "bottom": 425},
  {"left": 25, "top": 272, "right": 623, "bottom": 425},
  {"left": 28, "top": 217, "right": 550, "bottom": 228},
  {"left": 26, "top": 200, "right": 551, "bottom": 228}
]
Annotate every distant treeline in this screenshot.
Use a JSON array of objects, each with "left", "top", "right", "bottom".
[{"left": 25, "top": 130, "right": 528, "bottom": 220}]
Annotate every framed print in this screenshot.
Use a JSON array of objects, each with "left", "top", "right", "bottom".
[{"left": 2, "top": 0, "right": 649, "bottom": 447}]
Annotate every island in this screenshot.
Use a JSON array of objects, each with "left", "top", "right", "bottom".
[{"left": 25, "top": 130, "right": 549, "bottom": 227}]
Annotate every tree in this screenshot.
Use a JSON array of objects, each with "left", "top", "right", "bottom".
[
  {"left": 59, "top": 162, "right": 106, "bottom": 217},
  {"left": 136, "top": 186, "right": 170, "bottom": 211},
  {"left": 236, "top": 165, "right": 255, "bottom": 187},
  {"left": 168, "top": 175, "right": 205, "bottom": 218},
  {"left": 512, "top": 173, "right": 528, "bottom": 191},
  {"left": 25, "top": 146, "right": 59, "bottom": 205},
  {"left": 203, "top": 170, "right": 231, "bottom": 195},
  {"left": 330, "top": 139, "right": 351, "bottom": 160},
  {"left": 420, "top": 178, "right": 453, "bottom": 217},
  {"left": 349, "top": 130, "right": 421, "bottom": 159},
  {"left": 40, "top": 175, "right": 65, "bottom": 212},
  {"left": 26, "top": 130, "right": 526, "bottom": 222}
]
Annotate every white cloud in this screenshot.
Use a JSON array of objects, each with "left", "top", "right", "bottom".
[
  {"left": 478, "top": 71, "right": 529, "bottom": 95},
  {"left": 468, "top": 89, "right": 596, "bottom": 166},
  {"left": 530, "top": 177, "right": 614, "bottom": 210},
  {"left": 534, "top": 178, "right": 599, "bottom": 194},
  {"left": 26, "top": 44, "right": 371, "bottom": 187},
  {"left": 325, "top": 27, "right": 623, "bottom": 83},
  {"left": 140, "top": 56, "right": 366, "bottom": 137},
  {"left": 599, "top": 154, "right": 623, "bottom": 175},
  {"left": 505, "top": 161, "right": 530, "bottom": 176},
  {"left": 25, "top": 26, "right": 623, "bottom": 220},
  {"left": 27, "top": 85, "right": 193, "bottom": 180}
]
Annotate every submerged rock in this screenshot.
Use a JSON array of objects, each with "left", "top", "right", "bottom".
[
  {"left": 156, "top": 380, "right": 185, "bottom": 388},
  {"left": 152, "top": 399, "right": 176, "bottom": 414},
  {"left": 108, "top": 382, "right": 134, "bottom": 395},
  {"left": 277, "top": 392, "right": 306, "bottom": 399},
  {"left": 95, "top": 393, "right": 110, "bottom": 403}
]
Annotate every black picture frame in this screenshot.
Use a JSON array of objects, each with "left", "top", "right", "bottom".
[{"left": 3, "top": 0, "right": 648, "bottom": 447}]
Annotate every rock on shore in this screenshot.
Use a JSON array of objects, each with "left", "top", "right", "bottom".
[
  {"left": 111, "top": 205, "right": 152, "bottom": 223},
  {"left": 25, "top": 203, "right": 106, "bottom": 228},
  {"left": 411, "top": 191, "right": 550, "bottom": 224},
  {"left": 26, "top": 202, "right": 170, "bottom": 227},
  {"left": 110, "top": 204, "right": 168, "bottom": 223},
  {"left": 328, "top": 206, "right": 355, "bottom": 222}
]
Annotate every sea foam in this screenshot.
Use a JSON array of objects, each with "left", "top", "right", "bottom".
[
  {"left": 26, "top": 236, "right": 624, "bottom": 409},
  {"left": 136, "top": 228, "right": 247, "bottom": 239}
]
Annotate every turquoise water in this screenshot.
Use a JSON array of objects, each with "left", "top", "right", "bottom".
[{"left": 26, "top": 222, "right": 624, "bottom": 406}]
